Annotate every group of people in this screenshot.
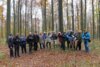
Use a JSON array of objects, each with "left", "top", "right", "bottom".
[{"left": 7, "top": 30, "right": 91, "bottom": 58}]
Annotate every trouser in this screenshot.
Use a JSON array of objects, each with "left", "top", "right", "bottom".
[
  {"left": 14, "top": 45, "right": 20, "bottom": 57},
  {"left": 34, "top": 42, "right": 38, "bottom": 51},
  {"left": 43, "top": 40, "right": 45, "bottom": 48},
  {"left": 53, "top": 40, "right": 56, "bottom": 48},
  {"left": 40, "top": 43, "right": 43, "bottom": 49},
  {"left": 76, "top": 40, "right": 82, "bottom": 50},
  {"left": 67, "top": 40, "right": 70, "bottom": 49},
  {"left": 61, "top": 41, "right": 65, "bottom": 50},
  {"left": 29, "top": 43, "right": 33, "bottom": 53},
  {"left": 70, "top": 41, "right": 75, "bottom": 50},
  {"left": 21, "top": 44, "right": 27, "bottom": 53},
  {"left": 84, "top": 41, "right": 89, "bottom": 52},
  {"left": 9, "top": 47, "right": 14, "bottom": 57},
  {"left": 46, "top": 42, "right": 51, "bottom": 48}
]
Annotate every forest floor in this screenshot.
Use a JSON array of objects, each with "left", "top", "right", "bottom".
[{"left": 0, "top": 40, "right": 100, "bottom": 67}]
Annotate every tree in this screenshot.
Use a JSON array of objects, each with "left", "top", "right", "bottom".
[
  {"left": 80, "top": 0, "right": 83, "bottom": 31},
  {"left": 6, "top": 0, "right": 11, "bottom": 39},
  {"left": 92, "top": 0, "right": 95, "bottom": 39},
  {"left": 51, "top": 0, "right": 54, "bottom": 31},
  {"left": 58, "top": 0, "right": 63, "bottom": 32},
  {"left": 84, "top": 0, "right": 87, "bottom": 30},
  {"left": 98, "top": 0, "right": 100, "bottom": 39},
  {"left": 71, "top": 0, "right": 74, "bottom": 31}
]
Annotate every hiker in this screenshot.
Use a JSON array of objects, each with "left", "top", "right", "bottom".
[
  {"left": 13, "top": 33, "right": 20, "bottom": 57},
  {"left": 67, "top": 31, "right": 76, "bottom": 50},
  {"left": 33, "top": 32, "right": 39, "bottom": 51},
  {"left": 27, "top": 32, "right": 34, "bottom": 53},
  {"left": 58, "top": 32, "right": 65, "bottom": 50},
  {"left": 7, "top": 34, "right": 14, "bottom": 58},
  {"left": 39, "top": 33, "right": 44, "bottom": 49},
  {"left": 82, "top": 30, "right": 91, "bottom": 52},
  {"left": 46, "top": 33, "right": 52, "bottom": 48},
  {"left": 66, "top": 31, "right": 71, "bottom": 49},
  {"left": 75, "top": 30, "right": 82, "bottom": 50},
  {"left": 42, "top": 32, "right": 47, "bottom": 48},
  {"left": 51, "top": 32, "right": 57, "bottom": 48},
  {"left": 20, "top": 35, "right": 27, "bottom": 54}
]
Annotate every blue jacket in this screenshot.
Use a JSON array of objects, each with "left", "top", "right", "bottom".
[
  {"left": 42, "top": 33, "right": 47, "bottom": 40},
  {"left": 82, "top": 32, "right": 91, "bottom": 43}
]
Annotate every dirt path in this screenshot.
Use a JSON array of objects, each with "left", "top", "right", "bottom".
[{"left": 0, "top": 45, "right": 100, "bottom": 67}]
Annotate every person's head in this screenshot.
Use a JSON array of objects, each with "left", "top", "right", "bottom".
[
  {"left": 78, "top": 30, "right": 82, "bottom": 33},
  {"left": 29, "top": 32, "right": 32, "bottom": 35},
  {"left": 83, "top": 29, "right": 88, "bottom": 33},
  {"left": 9, "top": 33, "right": 13, "bottom": 36},
  {"left": 70, "top": 31, "right": 74, "bottom": 35},
  {"left": 34, "top": 31, "right": 37, "bottom": 35},
  {"left": 16, "top": 33, "right": 19, "bottom": 37}
]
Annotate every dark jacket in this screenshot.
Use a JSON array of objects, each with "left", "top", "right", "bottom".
[
  {"left": 7, "top": 36, "right": 14, "bottom": 48},
  {"left": 33, "top": 34, "right": 39, "bottom": 43},
  {"left": 13, "top": 36, "right": 20, "bottom": 46},
  {"left": 27, "top": 34, "right": 34, "bottom": 44}
]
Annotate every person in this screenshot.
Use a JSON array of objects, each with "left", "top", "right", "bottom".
[
  {"left": 67, "top": 31, "right": 76, "bottom": 50},
  {"left": 82, "top": 30, "right": 91, "bottom": 52},
  {"left": 46, "top": 33, "right": 52, "bottom": 48},
  {"left": 27, "top": 32, "right": 34, "bottom": 54},
  {"left": 75, "top": 30, "right": 82, "bottom": 50},
  {"left": 51, "top": 32, "right": 57, "bottom": 48},
  {"left": 33, "top": 32, "right": 39, "bottom": 51},
  {"left": 13, "top": 33, "right": 20, "bottom": 57},
  {"left": 7, "top": 34, "right": 14, "bottom": 58},
  {"left": 20, "top": 35, "right": 27, "bottom": 54},
  {"left": 39, "top": 33, "right": 44, "bottom": 49},
  {"left": 58, "top": 32, "right": 65, "bottom": 50},
  {"left": 66, "top": 31, "right": 71, "bottom": 49},
  {"left": 42, "top": 32, "right": 47, "bottom": 48}
]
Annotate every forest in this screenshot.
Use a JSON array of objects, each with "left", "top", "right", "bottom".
[{"left": 0, "top": 0, "right": 100, "bottom": 67}]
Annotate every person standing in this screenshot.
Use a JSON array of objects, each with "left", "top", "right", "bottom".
[
  {"left": 42, "top": 32, "right": 47, "bottom": 48},
  {"left": 27, "top": 32, "right": 34, "bottom": 54},
  {"left": 7, "top": 34, "right": 14, "bottom": 58},
  {"left": 13, "top": 33, "right": 20, "bottom": 57},
  {"left": 20, "top": 35, "right": 27, "bottom": 54},
  {"left": 76, "top": 30, "right": 82, "bottom": 50},
  {"left": 33, "top": 32, "right": 39, "bottom": 51},
  {"left": 39, "top": 33, "right": 44, "bottom": 49},
  {"left": 82, "top": 30, "right": 91, "bottom": 52},
  {"left": 51, "top": 32, "right": 57, "bottom": 48},
  {"left": 46, "top": 33, "right": 52, "bottom": 48}
]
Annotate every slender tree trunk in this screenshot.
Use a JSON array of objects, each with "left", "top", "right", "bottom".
[
  {"left": 84, "top": 0, "right": 87, "bottom": 30},
  {"left": 42, "top": 0, "right": 47, "bottom": 32},
  {"left": 72, "top": 0, "right": 74, "bottom": 31},
  {"left": 80, "top": 0, "right": 83, "bottom": 31},
  {"left": 13, "top": 0, "right": 16, "bottom": 35},
  {"left": 58, "top": 0, "right": 63, "bottom": 32},
  {"left": 31, "top": 0, "right": 33, "bottom": 33},
  {"left": 51, "top": 0, "right": 54, "bottom": 31},
  {"left": 17, "top": 0, "right": 20, "bottom": 34},
  {"left": 6, "top": 0, "right": 11, "bottom": 40},
  {"left": 92, "top": 0, "right": 95, "bottom": 39},
  {"left": 25, "top": 0, "right": 27, "bottom": 36},
  {"left": 98, "top": 0, "right": 100, "bottom": 39}
]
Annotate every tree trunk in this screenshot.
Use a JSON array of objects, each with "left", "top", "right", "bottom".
[
  {"left": 92, "top": 0, "right": 95, "bottom": 39},
  {"left": 80, "top": 0, "right": 83, "bottom": 31},
  {"left": 6, "top": 0, "right": 11, "bottom": 40},
  {"left": 72, "top": 0, "right": 74, "bottom": 31},
  {"left": 84, "top": 0, "right": 87, "bottom": 30},
  {"left": 58, "top": 0, "right": 63, "bottom": 32},
  {"left": 51, "top": 0, "right": 54, "bottom": 31}
]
